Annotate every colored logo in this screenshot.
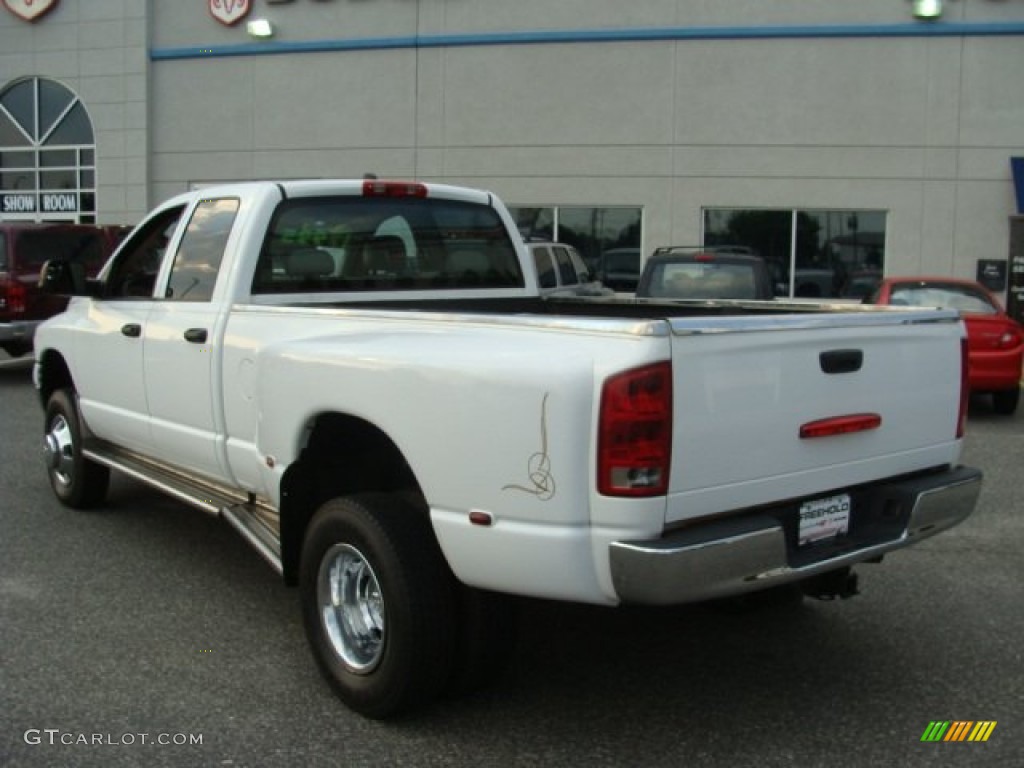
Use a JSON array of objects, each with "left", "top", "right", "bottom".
[
  {"left": 209, "top": 0, "right": 250, "bottom": 27},
  {"left": 2, "top": 0, "right": 60, "bottom": 23},
  {"left": 921, "top": 721, "right": 997, "bottom": 742}
]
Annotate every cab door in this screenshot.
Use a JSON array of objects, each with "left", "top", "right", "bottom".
[
  {"left": 143, "top": 197, "right": 240, "bottom": 482},
  {"left": 71, "top": 204, "right": 187, "bottom": 452}
]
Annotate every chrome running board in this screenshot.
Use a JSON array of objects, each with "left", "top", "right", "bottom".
[{"left": 82, "top": 440, "right": 282, "bottom": 574}]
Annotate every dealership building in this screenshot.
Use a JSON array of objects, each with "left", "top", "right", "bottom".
[{"left": 1, "top": 0, "right": 1022, "bottom": 298}]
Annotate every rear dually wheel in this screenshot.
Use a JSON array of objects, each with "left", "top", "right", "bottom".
[{"left": 299, "top": 493, "right": 457, "bottom": 719}]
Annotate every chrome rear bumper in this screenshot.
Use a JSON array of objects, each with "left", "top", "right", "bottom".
[{"left": 609, "top": 465, "right": 982, "bottom": 605}]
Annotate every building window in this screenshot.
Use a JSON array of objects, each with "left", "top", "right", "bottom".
[
  {"left": 509, "top": 205, "right": 642, "bottom": 277},
  {"left": 703, "top": 208, "right": 887, "bottom": 299},
  {"left": 0, "top": 77, "right": 96, "bottom": 223}
]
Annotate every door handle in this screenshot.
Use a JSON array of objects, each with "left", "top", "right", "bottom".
[
  {"left": 121, "top": 323, "right": 142, "bottom": 338},
  {"left": 184, "top": 328, "right": 208, "bottom": 344},
  {"left": 820, "top": 349, "right": 863, "bottom": 374}
]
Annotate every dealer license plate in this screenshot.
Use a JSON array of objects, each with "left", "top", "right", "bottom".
[{"left": 798, "top": 494, "right": 851, "bottom": 546}]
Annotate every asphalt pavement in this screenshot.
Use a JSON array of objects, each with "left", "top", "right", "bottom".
[{"left": 1, "top": 350, "right": 1022, "bottom": 767}]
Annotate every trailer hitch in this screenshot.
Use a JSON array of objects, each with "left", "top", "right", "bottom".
[{"left": 800, "top": 567, "right": 860, "bottom": 601}]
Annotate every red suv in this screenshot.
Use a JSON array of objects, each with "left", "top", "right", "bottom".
[{"left": 0, "top": 223, "right": 124, "bottom": 357}]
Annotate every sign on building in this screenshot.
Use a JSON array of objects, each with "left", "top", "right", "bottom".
[{"left": 2, "top": 0, "right": 60, "bottom": 22}]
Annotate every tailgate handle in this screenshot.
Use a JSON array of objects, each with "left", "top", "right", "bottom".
[{"left": 820, "top": 349, "right": 862, "bottom": 374}]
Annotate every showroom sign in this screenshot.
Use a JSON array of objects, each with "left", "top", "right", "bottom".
[
  {"left": 2, "top": 0, "right": 59, "bottom": 22},
  {"left": 209, "top": 0, "right": 250, "bottom": 26},
  {"left": 1, "top": 192, "right": 79, "bottom": 215}
]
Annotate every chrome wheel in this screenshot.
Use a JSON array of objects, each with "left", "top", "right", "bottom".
[
  {"left": 44, "top": 413, "right": 75, "bottom": 488},
  {"left": 42, "top": 389, "right": 109, "bottom": 508},
  {"left": 300, "top": 495, "right": 457, "bottom": 717},
  {"left": 318, "top": 543, "right": 386, "bottom": 673}
]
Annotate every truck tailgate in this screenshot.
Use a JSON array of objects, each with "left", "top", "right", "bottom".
[{"left": 665, "top": 311, "right": 965, "bottom": 525}]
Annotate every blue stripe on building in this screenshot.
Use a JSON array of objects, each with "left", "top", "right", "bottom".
[{"left": 151, "top": 21, "right": 1024, "bottom": 61}]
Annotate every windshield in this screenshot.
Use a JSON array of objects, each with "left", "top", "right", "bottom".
[
  {"left": 888, "top": 283, "right": 997, "bottom": 315},
  {"left": 253, "top": 196, "right": 523, "bottom": 294}
]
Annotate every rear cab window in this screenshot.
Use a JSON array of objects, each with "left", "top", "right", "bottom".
[{"left": 252, "top": 196, "right": 523, "bottom": 294}]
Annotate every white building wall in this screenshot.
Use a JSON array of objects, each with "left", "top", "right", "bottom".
[
  {"left": 0, "top": 0, "right": 148, "bottom": 224},
  {"left": 3, "top": 0, "right": 1022, "bottom": 284}
]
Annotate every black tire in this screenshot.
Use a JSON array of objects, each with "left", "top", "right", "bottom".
[
  {"left": 992, "top": 387, "right": 1020, "bottom": 415},
  {"left": 299, "top": 493, "right": 456, "bottom": 719},
  {"left": 43, "top": 389, "right": 110, "bottom": 509},
  {"left": 445, "top": 585, "right": 519, "bottom": 697},
  {"left": 1, "top": 340, "right": 31, "bottom": 358}
]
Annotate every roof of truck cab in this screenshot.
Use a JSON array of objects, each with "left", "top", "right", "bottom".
[{"left": 149, "top": 179, "right": 498, "bottom": 214}]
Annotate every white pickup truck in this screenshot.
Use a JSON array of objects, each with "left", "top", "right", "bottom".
[{"left": 34, "top": 179, "right": 982, "bottom": 718}]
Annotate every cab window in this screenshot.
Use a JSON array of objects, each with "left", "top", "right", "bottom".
[
  {"left": 165, "top": 198, "right": 240, "bottom": 302},
  {"left": 105, "top": 206, "right": 186, "bottom": 299}
]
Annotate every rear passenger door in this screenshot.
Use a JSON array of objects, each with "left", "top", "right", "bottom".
[{"left": 144, "top": 197, "right": 240, "bottom": 481}]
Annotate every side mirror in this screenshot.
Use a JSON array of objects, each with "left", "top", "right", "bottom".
[{"left": 38, "top": 259, "right": 88, "bottom": 296}]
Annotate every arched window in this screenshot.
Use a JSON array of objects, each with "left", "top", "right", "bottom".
[{"left": 0, "top": 77, "right": 96, "bottom": 222}]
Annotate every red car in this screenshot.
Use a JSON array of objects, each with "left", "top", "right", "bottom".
[{"left": 868, "top": 277, "right": 1023, "bottom": 414}]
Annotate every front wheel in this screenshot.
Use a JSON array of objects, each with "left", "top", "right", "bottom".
[
  {"left": 299, "top": 494, "right": 456, "bottom": 719},
  {"left": 43, "top": 389, "right": 109, "bottom": 508}
]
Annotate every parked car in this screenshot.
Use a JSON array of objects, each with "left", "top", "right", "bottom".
[
  {"left": 637, "top": 246, "right": 775, "bottom": 301},
  {"left": 526, "top": 241, "right": 612, "bottom": 297},
  {"left": 596, "top": 247, "right": 641, "bottom": 293},
  {"left": 0, "top": 222, "right": 119, "bottom": 357},
  {"left": 839, "top": 269, "right": 883, "bottom": 299},
  {"left": 867, "top": 276, "right": 1023, "bottom": 414}
]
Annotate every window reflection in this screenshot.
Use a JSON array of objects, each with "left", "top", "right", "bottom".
[
  {"left": 508, "top": 204, "right": 643, "bottom": 283},
  {"left": 704, "top": 208, "right": 886, "bottom": 299}
]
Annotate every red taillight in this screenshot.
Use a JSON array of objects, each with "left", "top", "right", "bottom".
[
  {"left": 362, "top": 180, "right": 428, "bottom": 199},
  {"left": 598, "top": 362, "right": 672, "bottom": 497},
  {"left": 998, "top": 328, "right": 1022, "bottom": 349},
  {"left": 1, "top": 279, "right": 26, "bottom": 313},
  {"left": 957, "top": 337, "right": 969, "bottom": 439}
]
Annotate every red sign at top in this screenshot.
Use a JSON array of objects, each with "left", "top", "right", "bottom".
[
  {"left": 209, "top": 0, "right": 251, "bottom": 27},
  {"left": 2, "top": 0, "right": 60, "bottom": 22}
]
